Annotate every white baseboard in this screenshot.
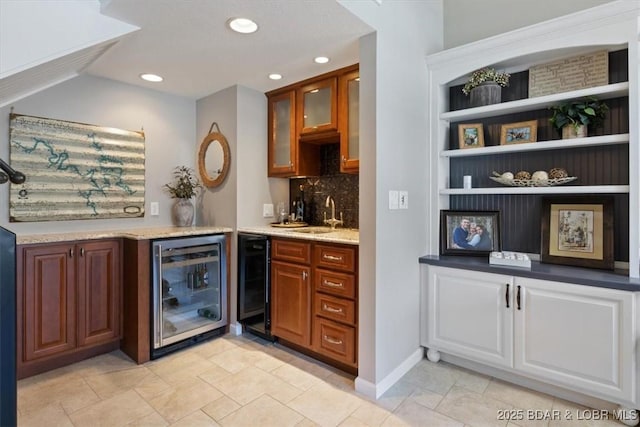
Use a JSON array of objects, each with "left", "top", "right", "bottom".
[
  {"left": 355, "top": 347, "right": 424, "bottom": 399},
  {"left": 228, "top": 322, "right": 243, "bottom": 336}
]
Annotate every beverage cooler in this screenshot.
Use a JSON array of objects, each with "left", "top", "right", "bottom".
[
  {"left": 152, "top": 234, "right": 227, "bottom": 358},
  {"left": 237, "top": 233, "right": 272, "bottom": 340}
]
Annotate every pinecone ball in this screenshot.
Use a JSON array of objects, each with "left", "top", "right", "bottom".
[
  {"left": 549, "top": 167, "right": 568, "bottom": 179},
  {"left": 515, "top": 171, "right": 531, "bottom": 180}
]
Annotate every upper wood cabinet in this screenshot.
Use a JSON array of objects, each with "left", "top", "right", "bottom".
[
  {"left": 267, "top": 90, "right": 297, "bottom": 176},
  {"left": 267, "top": 64, "right": 359, "bottom": 177},
  {"left": 339, "top": 69, "right": 360, "bottom": 173},
  {"left": 297, "top": 77, "right": 338, "bottom": 139}
]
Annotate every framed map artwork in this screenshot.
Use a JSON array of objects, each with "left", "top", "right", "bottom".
[{"left": 9, "top": 114, "right": 145, "bottom": 222}]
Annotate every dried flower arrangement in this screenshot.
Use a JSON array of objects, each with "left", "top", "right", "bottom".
[{"left": 462, "top": 67, "right": 511, "bottom": 96}]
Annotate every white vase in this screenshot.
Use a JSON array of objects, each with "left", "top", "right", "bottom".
[
  {"left": 562, "top": 124, "right": 587, "bottom": 139},
  {"left": 172, "top": 199, "right": 194, "bottom": 226}
]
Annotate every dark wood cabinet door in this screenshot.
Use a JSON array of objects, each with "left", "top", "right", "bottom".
[
  {"left": 21, "top": 244, "right": 76, "bottom": 361},
  {"left": 76, "top": 239, "right": 121, "bottom": 347},
  {"left": 271, "top": 260, "right": 311, "bottom": 346}
]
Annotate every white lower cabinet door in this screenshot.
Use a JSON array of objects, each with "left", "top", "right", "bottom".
[
  {"left": 514, "top": 277, "right": 634, "bottom": 403},
  {"left": 427, "top": 266, "right": 514, "bottom": 368}
]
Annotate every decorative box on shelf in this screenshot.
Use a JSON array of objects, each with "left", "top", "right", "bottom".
[{"left": 489, "top": 251, "right": 531, "bottom": 269}]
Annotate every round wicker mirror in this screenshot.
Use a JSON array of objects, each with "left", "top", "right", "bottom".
[{"left": 198, "top": 123, "right": 230, "bottom": 188}]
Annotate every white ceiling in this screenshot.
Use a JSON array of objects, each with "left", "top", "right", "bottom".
[{"left": 89, "top": 0, "right": 373, "bottom": 100}]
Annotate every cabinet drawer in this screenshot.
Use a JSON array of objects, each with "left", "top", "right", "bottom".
[
  {"left": 314, "top": 293, "right": 355, "bottom": 325},
  {"left": 272, "top": 239, "right": 311, "bottom": 264},
  {"left": 313, "top": 244, "right": 356, "bottom": 272},
  {"left": 315, "top": 269, "right": 355, "bottom": 299},
  {"left": 313, "top": 317, "right": 356, "bottom": 366}
]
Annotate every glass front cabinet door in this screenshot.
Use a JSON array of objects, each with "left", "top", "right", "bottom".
[
  {"left": 268, "top": 90, "right": 296, "bottom": 176},
  {"left": 339, "top": 69, "right": 359, "bottom": 173},
  {"left": 297, "top": 77, "right": 338, "bottom": 138}
]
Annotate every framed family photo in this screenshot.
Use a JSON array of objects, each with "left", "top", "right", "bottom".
[
  {"left": 500, "top": 120, "right": 537, "bottom": 145},
  {"left": 540, "top": 196, "right": 614, "bottom": 270},
  {"left": 440, "top": 210, "right": 501, "bottom": 256},
  {"left": 458, "top": 123, "right": 484, "bottom": 149}
]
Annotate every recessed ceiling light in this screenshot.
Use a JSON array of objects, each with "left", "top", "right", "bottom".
[
  {"left": 140, "top": 73, "right": 163, "bottom": 82},
  {"left": 269, "top": 73, "right": 282, "bottom": 80},
  {"left": 314, "top": 56, "right": 330, "bottom": 64},
  {"left": 228, "top": 17, "right": 258, "bottom": 34}
]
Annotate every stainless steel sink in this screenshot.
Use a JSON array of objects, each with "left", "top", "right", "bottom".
[{"left": 291, "top": 227, "right": 334, "bottom": 234}]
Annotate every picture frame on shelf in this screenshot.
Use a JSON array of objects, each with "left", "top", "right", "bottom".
[
  {"left": 540, "top": 196, "right": 614, "bottom": 270},
  {"left": 458, "top": 123, "right": 484, "bottom": 149},
  {"left": 500, "top": 120, "right": 538, "bottom": 145},
  {"left": 440, "top": 210, "right": 501, "bottom": 256}
]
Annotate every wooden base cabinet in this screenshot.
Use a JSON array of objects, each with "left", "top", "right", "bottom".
[
  {"left": 271, "top": 260, "right": 311, "bottom": 347},
  {"left": 270, "top": 238, "right": 358, "bottom": 370},
  {"left": 422, "top": 265, "right": 636, "bottom": 406},
  {"left": 17, "top": 239, "right": 121, "bottom": 378}
]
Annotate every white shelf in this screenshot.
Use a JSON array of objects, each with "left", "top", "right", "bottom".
[
  {"left": 441, "top": 134, "right": 629, "bottom": 158},
  {"left": 440, "top": 82, "right": 629, "bottom": 122},
  {"left": 440, "top": 185, "right": 629, "bottom": 195}
]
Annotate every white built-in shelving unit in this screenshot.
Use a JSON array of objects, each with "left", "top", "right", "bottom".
[{"left": 426, "top": 1, "right": 640, "bottom": 277}]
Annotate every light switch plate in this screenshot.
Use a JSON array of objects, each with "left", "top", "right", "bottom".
[
  {"left": 150, "top": 202, "right": 159, "bottom": 216},
  {"left": 263, "top": 203, "right": 274, "bottom": 218},
  {"left": 399, "top": 191, "right": 408, "bottom": 209},
  {"left": 389, "top": 191, "right": 399, "bottom": 210}
]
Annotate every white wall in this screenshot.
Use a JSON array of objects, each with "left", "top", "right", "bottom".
[
  {"left": 0, "top": 74, "right": 196, "bottom": 234},
  {"left": 196, "top": 85, "right": 287, "bottom": 328},
  {"left": 196, "top": 86, "right": 238, "bottom": 229},
  {"left": 443, "top": 0, "right": 615, "bottom": 49},
  {"left": 235, "top": 86, "right": 288, "bottom": 229},
  {"left": 339, "top": 0, "right": 443, "bottom": 396},
  {"left": 0, "top": 0, "right": 137, "bottom": 77}
]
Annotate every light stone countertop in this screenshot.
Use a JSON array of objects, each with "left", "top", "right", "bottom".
[
  {"left": 238, "top": 225, "right": 359, "bottom": 246},
  {"left": 14, "top": 226, "right": 232, "bottom": 245}
]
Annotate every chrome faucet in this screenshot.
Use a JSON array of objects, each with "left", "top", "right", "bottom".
[{"left": 323, "top": 195, "right": 344, "bottom": 229}]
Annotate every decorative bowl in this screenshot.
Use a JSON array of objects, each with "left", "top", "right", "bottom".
[{"left": 489, "top": 176, "right": 577, "bottom": 187}]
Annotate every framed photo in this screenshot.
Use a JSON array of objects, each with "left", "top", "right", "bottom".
[
  {"left": 540, "top": 196, "right": 614, "bottom": 270},
  {"left": 500, "top": 120, "right": 538, "bottom": 145},
  {"left": 440, "top": 210, "right": 501, "bottom": 256},
  {"left": 458, "top": 123, "right": 484, "bottom": 149}
]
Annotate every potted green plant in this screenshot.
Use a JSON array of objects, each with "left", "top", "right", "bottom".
[
  {"left": 549, "top": 97, "right": 609, "bottom": 139},
  {"left": 164, "top": 166, "right": 202, "bottom": 226},
  {"left": 462, "top": 67, "right": 510, "bottom": 107}
]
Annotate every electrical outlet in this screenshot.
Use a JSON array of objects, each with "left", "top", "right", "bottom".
[
  {"left": 263, "top": 203, "right": 274, "bottom": 218},
  {"left": 150, "top": 202, "right": 159, "bottom": 216},
  {"left": 389, "top": 191, "right": 399, "bottom": 210},
  {"left": 399, "top": 191, "right": 408, "bottom": 209}
]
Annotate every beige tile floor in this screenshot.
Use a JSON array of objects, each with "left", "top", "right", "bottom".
[{"left": 17, "top": 334, "right": 627, "bottom": 427}]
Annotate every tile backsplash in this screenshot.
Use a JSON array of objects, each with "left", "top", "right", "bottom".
[{"left": 289, "top": 144, "right": 359, "bottom": 229}]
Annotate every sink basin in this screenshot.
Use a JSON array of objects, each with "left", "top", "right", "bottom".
[{"left": 291, "top": 227, "right": 335, "bottom": 234}]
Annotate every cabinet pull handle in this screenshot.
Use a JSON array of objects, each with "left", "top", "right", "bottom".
[
  {"left": 505, "top": 284, "right": 510, "bottom": 308},
  {"left": 323, "top": 280, "right": 343, "bottom": 288},
  {"left": 323, "top": 303, "right": 343, "bottom": 314},
  {"left": 516, "top": 285, "right": 521, "bottom": 310},
  {"left": 80, "top": 247, "right": 85, "bottom": 257},
  {"left": 302, "top": 271, "right": 308, "bottom": 280},
  {"left": 323, "top": 335, "right": 343, "bottom": 345},
  {"left": 341, "top": 155, "right": 347, "bottom": 164},
  {"left": 323, "top": 254, "right": 343, "bottom": 262},
  {"left": 69, "top": 248, "right": 74, "bottom": 258}
]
